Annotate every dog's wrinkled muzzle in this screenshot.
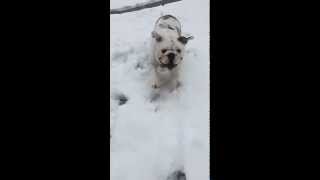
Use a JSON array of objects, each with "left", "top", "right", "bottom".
[{"left": 160, "top": 53, "right": 176, "bottom": 69}]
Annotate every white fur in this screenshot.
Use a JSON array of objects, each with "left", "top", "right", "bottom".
[{"left": 150, "top": 15, "right": 192, "bottom": 91}]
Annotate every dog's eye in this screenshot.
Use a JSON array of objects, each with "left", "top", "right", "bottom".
[
  {"left": 162, "top": 49, "right": 167, "bottom": 53},
  {"left": 177, "top": 49, "right": 181, "bottom": 53}
]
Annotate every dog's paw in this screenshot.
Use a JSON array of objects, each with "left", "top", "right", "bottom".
[{"left": 152, "top": 83, "right": 159, "bottom": 89}]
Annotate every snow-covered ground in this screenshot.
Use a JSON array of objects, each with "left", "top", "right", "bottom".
[{"left": 110, "top": 0, "right": 210, "bottom": 179}]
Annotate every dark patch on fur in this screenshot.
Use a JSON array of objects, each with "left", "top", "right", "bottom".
[
  {"left": 168, "top": 25, "right": 175, "bottom": 30},
  {"left": 161, "top": 14, "right": 178, "bottom": 20},
  {"left": 178, "top": 36, "right": 188, "bottom": 44},
  {"left": 152, "top": 31, "right": 163, "bottom": 42}
]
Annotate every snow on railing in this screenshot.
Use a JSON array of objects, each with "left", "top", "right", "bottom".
[{"left": 110, "top": 0, "right": 182, "bottom": 15}]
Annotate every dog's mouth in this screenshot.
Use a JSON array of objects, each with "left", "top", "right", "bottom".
[
  {"left": 159, "top": 53, "right": 179, "bottom": 70},
  {"left": 160, "top": 62, "right": 177, "bottom": 70}
]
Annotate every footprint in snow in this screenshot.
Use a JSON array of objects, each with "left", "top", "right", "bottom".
[
  {"left": 116, "top": 94, "right": 128, "bottom": 106},
  {"left": 111, "top": 92, "right": 129, "bottom": 106},
  {"left": 167, "top": 170, "right": 187, "bottom": 180}
]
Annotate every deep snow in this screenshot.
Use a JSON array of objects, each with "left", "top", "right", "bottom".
[{"left": 110, "top": 0, "right": 210, "bottom": 179}]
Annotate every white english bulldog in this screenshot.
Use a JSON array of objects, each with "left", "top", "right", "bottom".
[{"left": 150, "top": 15, "right": 193, "bottom": 91}]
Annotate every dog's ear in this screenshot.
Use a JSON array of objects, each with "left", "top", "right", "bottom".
[
  {"left": 152, "top": 31, "right": 162, "bottom": 42},
  {"left": 177, "top": 35, "right": 194, "bottom": 45}
]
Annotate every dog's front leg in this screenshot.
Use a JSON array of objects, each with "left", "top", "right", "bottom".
[
  {"left": 149, "top": 71, "right": 161, "bottom": 102},
  {"left": 152, "top": 81, "right": 159, "bottom": 89},
  {"left": 151, "top": 69, "right": 160, "bottom": 89},
  {"left": 169, "top": 69, "right": 181, "bottom": 92}
]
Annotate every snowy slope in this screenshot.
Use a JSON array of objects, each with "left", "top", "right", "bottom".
[{"left": 110, "top": 0, "right": 210, "bottom": 179}]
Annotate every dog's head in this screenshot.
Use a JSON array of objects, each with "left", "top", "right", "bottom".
[{"left": 152, "top": 30, "right": 193, "bottom": 70}]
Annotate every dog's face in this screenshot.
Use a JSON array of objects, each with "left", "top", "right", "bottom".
[{"left": 152, "top": 31, "right": 193, "bottom": 70}]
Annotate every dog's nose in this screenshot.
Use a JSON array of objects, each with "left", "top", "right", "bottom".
[{"left": 167, "top": 53, "right": 175, "bottom": 62}]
